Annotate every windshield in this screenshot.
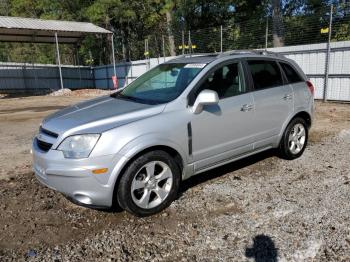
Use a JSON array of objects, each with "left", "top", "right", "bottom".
[{"left": 114, "top": 63, "right": 206, "bottom": 104}]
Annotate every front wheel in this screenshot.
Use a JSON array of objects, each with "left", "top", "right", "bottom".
[
  {"left": 278, "top": 117, "right": 308, "bottom": 160},
  {"left": 117, "top": 150, "right": 181, "bottom": 217}
]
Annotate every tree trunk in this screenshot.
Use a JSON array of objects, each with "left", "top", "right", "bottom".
[
  {"left": 272, "top": 0, "right": 284, "bottom": 47},
  {"left": 121, "top": 22, "right": 130, "bottom": 61},
  {"left": 166, "top": 11, "right": 176, "bottom": 56}
]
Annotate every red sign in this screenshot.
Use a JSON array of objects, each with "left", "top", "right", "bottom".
[{"left": 112, "top": 75, "right": 118, "bottom": 89}]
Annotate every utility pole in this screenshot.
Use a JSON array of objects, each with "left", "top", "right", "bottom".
[{"left": 323, "top": 4, "right": 333, "bottom": 102}]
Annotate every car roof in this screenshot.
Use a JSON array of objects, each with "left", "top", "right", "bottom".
[{"left": 165, "top": 50, "right": 290, "bottom": 65}]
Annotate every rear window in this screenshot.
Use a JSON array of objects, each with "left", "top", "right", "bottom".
[
  {"left": 280, "top": 62, "right": 303, "bottom": 83},
  {"left": 247, "top": 60, "right": 283, "bottom": 90}
]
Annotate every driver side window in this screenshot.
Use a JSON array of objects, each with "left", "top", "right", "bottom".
[{"left": 199, "top": 62, "right": 246, "bottom": 99}]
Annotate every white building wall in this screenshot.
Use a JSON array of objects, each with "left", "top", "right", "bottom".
[
  {"left": 268, "top": 41, "right": 350, "bottom": 101},
  {"left": 98, "top": 41, "right": 350, "bottom": 101}
]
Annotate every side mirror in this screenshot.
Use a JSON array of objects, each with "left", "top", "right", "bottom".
[{"left": 192, "top": 89, "right": 219, "bottom": 114}]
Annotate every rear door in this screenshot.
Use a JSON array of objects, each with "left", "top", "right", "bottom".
[
  {"left": 279, "top": 61, "right": 308, "bottom": 110},
  {"left": 245, "top": 59, "right": 293, "bottom": 149}
]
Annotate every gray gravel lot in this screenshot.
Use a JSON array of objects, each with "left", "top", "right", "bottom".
[{"left": 0, "top": 96, "right": 349, "bottom": 261}]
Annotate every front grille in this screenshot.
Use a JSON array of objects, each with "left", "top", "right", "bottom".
[
  {"left": 39, "top": 126, "right": 58, "bottom": 138},
  {"left": 37, "top": 139, "right": 53, "bottom": 152}
]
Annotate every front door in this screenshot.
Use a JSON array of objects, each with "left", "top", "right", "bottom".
[{"left": 190, "top": 61, "right": 255, "bottom": 172}]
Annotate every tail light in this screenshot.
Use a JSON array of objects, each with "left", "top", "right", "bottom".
[{"left": 306, "top": 80, "right": 315, "bottom": 96}]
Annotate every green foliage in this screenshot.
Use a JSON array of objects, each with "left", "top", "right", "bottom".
[
  {"left": 85, "top": 0, "right": 170, "bottom": 60},
  {"left": 333, "top": 23, "right": 350, "bottom": 41},
  {"left": 0, "top": 0, "right": 349, "bottom": 64}
]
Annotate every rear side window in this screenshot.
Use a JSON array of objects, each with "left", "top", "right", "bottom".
[
  {"left": 280, "top": 62, "right": 303, "bottom": 83},
  {"left": 247, "top": 60, "right": 283, "bottom": 90}
]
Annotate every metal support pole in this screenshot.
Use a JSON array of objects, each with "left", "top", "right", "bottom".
[
  {"left": 125, "top": 63, "right": 128, "bottom": 86},
  {"left": 162, "top": 35, "right": 166, "bottom": 62},
  {"left": 220, "top": 25, "right": 223, "bottom": 53},
  {"left": 129, "top": 49, "right": 132, "bottom": 84},
  {"left": 148, "top": 41, "right": 150, "bottom": 70},
  {"left": 145, "top": 38, "right": 150, "bottom": 70},
  {"left": 189, "top": 30, "right": 192, "bottom": 54},
  {"left": 31, "top": 41, "right": 39, "bottom": 92},
  {"left": 323, "top": 4, "right": 333, "bottom": 102},
  {"left": 92, "top": 65, "right": 96, "bottom": 89},
  {"left": 105, "top": 66, "right": 108, "bottom": 89},
  {"left": 55, "top": 32, "right": 64, "bottom": 90},
  {"left": 265, "top": 17, "right": 269, "bottom": 50},
  {"left": 111, "top": 34, "right": 117, "bottom": 79},
  {"left": 181, "top": 30, "right": 185, "bottom": 55},
  {"left": 76, "top": 45, "right": 82, "bottom": 89},
  {"left": 130, "top": 60, "right": 133, "bottom": 83}
]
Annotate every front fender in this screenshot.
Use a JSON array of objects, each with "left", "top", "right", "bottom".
[
  {"left": 106, "top": 133, "right": 189, "bottom": 189},
  {"left": 118, "top": 133, "right": 188, "bottom": 164}
]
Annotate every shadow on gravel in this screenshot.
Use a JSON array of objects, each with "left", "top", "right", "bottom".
[
  {"left": 0, "top": 91, "right": 50, "bottom": 99},
  {"left": 245, "top": 234, "right": 278, "bottom": 262},
  {"left": 180, "top": 149, "right": 276, "bottom": 194}
]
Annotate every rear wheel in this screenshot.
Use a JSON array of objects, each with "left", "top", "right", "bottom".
[
  {"left": 117, "top": 150, "right": 181, "bottom": 217},
  {"left": 279, "top": 117, "right": 308, "bottom": 160}
]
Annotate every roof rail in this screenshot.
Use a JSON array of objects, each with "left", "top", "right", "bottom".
[
  {"left": 169, "top": 50, "right": 284, "bottom": 61},
  {"left": 252, "top": 49, "right": 284, "bottom": 57},
  {"left": 173, "top": 53, "right": 218, "bottom": 59},
  {"left": 217, "top": 50, "right": 255, "bottom": 57},
  {"left": 217, "top": 49, "right": 284, "bottom": 58}
]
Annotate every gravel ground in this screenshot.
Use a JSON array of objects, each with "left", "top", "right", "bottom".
[
  {"left": 0, "top": 96, "right": 349, "bottom": 261},
  {"left": 47, "top": 88, "right": 114, "bottom": 97}
]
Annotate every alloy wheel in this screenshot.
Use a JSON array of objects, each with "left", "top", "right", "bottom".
[
  {"left": 131, "top": 161, "right": 173, "bottom": 209},
  {"left": 288, "top": 123, "right": 306, "bottom": 154}
]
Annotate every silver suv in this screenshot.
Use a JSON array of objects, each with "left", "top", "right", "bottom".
[{"left": 33, "top": 51, "right": 314, "bottom": 216}]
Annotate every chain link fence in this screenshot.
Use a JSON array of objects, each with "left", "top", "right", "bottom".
[
  {"left": 1, "top": 4, "right": 350, "bottom": 101},
  {"left": 107, "top": 4, "right": 350, "bottom": 101},
  {"left": 112, "top": 4, "right": 349, "bottom": 61}
]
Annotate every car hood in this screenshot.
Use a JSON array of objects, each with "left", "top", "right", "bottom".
[{"left": 42, "top": 95, "right": 165, "bottom": 136}]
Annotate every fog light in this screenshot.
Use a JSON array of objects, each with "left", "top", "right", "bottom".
[
  {"left": 92, "top": 168, "right": 108, "bottom": 174},
  {"left": 74, "top": 194, "right": 92, "bottom": 205}
]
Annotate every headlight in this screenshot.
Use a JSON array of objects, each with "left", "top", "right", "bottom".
[{"left": 57, "top": 134, "right": 100, "bottom": 159}]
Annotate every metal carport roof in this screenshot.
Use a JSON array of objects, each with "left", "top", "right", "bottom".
[
  {"left": 0, "top": 16, "right": 112, "bottom": 43},
  {"left": 0, "top": 16, "right": 116, "bottom": 90}
]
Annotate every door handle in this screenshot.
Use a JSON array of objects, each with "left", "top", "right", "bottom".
[
  {"left": 241, "top": 104, "right": 254, "bottom": 112},
  {"left": 283, "top": 94, "right": 292, "bottom": 100}
]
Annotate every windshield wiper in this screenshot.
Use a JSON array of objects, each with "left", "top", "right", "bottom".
[
  {"left": 111, "top": 92, "right": 149, "bottom": 103},
  {"left": 111, "top": 91, "right": 166, "bottom": 105},
  {"left": 110, "top": 91, "right": 121, "bottom": 98},
  {"left": 111, "top": 92, "right": 134, "bottom": 101}
]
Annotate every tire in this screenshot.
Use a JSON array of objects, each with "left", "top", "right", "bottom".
[
  {"left": 278, "top": 117, "right": 308, "bottom": 160},
  {"left": 117, "top": 150, "right": 181, "bottom": 217}
]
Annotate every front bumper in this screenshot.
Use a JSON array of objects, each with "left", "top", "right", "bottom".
[{"left": 32, "top": 139, "right": 128, "bottom": 207}]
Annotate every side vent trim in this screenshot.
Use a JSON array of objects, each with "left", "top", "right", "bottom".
[{"left": 187, "top": 122, "right": 192, "bottom": 156}]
